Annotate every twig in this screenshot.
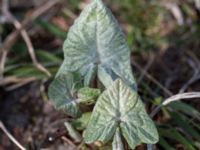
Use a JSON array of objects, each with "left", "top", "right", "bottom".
[
  {"left": 77, "top": 142, "right": 85, "bottom": 150},
  {"left": 1, "top": 0, "right": 63, "bottom": 52},
  {"left": 179, "top": 60, "right": 200, "bottom": 93},
  {"left": 179, "top": 51, "right": 200, "bottom": 93},
  {"left": 137, "top": 54, "right": 155, "bottom": 84},
  {"left": 1, "top": 0, "right": 51, "bottom": 77},
  {"left": 150, "top": 92, "right": 200, "bottom": 118},
  {"left": 61, "top": 136, "right": 76, "bottom": 147},
  {"left": 0, "top": 121, "right": 26, "bottom": 150},
  {"left": 131, "top": 58, "right": 173, "bottom": 96}
]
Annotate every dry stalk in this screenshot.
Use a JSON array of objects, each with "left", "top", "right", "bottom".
[
  {"left": 0, "top": 121, "right": 26, "bottom": 150},
  {"left": 0, "top": 0, "right": 63, "bottom": 77}
]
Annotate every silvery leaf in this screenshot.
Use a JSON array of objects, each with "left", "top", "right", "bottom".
[
  {"left": 83, "top": 79, "right": 158, "bottom": 149},
  {"left": 61, "top": 0, "right": 136, "bottom": 88},
  {"left": 48, "top": 73, "right": 82, "bottom": 117}
]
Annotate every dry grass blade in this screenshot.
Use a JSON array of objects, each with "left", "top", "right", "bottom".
[
  {"left": 195, "top": 0, "right": 200, "bottom": 10},
  {"left": 0, "top": 76, "right": 36, "bottom": 85},
  {"left": 0, "top": 76, "right": 39, "bottom": 91},
  {"left": 162, "top": 92, "right": 200, "bottom": 105},
  {"left": 0, "top": 121, "right": 26, "bottom": 150},
  {"left": 0, "top": 50, "right": 8, "bottom": 78},
  {"left": 160, "top": 2, "right": 184, "bottom": 25},
  {"left": 6, "top": 79, "right": 36, "bottom": 91},
  {"left": 151, "top": 92, "right": 200, "bottom": 118}
]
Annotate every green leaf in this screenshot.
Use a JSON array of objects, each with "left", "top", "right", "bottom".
[
  {"left": 48, "top": 72, "right": 82, "bottom": 117},
  {"left": 78, "top": 87, "right": 101, "bottom": 105},
  {"left": 83, "top": 79, "right": 158, "bottom": 149},
  {"left": 60, "top": 0, "right": 136, "bottom": 88}
]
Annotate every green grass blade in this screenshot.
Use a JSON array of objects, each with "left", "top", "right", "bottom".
[
  {"left": 36, "top": 50, "right": 62, "bottom": 64},
  {"left": 169, "top": 101, "right": 200, "bottom": 119},
  {"left": 35, "top": 19, "right": 66, "bottom": 39},
  {"left": 171, "top": 112, "right": 200, "bottom": 140},
  {"left": 159, "top": 128, "right": 196, "bottom": 150},
  {"left": 158, "top": 137, "right": 176, "bottom": 150}
]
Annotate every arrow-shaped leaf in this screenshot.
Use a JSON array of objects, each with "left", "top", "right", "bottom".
[
  {"left": 60, "top": 0, "right": 136, "bottom": 89},
  {"left": 48, "top": 72, "right": 82, "bottom": 117},
  {"left": 83, "top": 79, "right": 158, "bottom": 149}
]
